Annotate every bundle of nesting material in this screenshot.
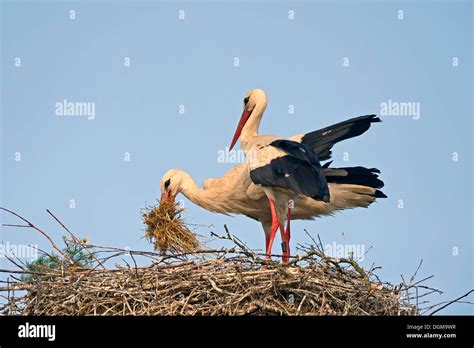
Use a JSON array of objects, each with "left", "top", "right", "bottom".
[{"left": 143, "top": 200, "right": 201, "bottom": 253}]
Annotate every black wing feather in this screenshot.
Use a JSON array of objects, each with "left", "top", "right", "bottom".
[{"left": 301, "top": 114, "right": 381, "bottom": 161}]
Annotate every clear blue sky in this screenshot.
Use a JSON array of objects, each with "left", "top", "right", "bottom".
[{"left": 1, "top": 0, "right": 472, "bottom": 314}]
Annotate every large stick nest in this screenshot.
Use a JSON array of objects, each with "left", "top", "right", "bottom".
[
  {"left": 4, "top": 259, "right": 408, "bottom": 315},
  {"left": 0, "top": 208, "right": 429, "bottom": 316},
  {"left": 1, "top": 241, "right": 419, "bottom": 316}
]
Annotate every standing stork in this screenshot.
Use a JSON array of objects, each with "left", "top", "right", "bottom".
[{"left": 228, "top": 89, "right": 383, "bottom": 261}]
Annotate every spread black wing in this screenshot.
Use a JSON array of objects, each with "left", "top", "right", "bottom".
[{"left": 301, "top": 114, "right": 381, "bottom": 161}]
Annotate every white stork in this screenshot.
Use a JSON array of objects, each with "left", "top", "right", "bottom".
[{"left": 226, "top": 89, "right": 384, "bottom": 261}]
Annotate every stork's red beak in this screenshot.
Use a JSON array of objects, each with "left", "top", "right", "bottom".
[
  {"left": 229, "top": 108, "right": 252, "bottom": 151},
  {"left": 160, "top": 191, "right": 175, "bottom": 206}
]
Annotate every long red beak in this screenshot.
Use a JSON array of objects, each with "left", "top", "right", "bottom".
[
  {"left": 160, "top": 191, "right": 175, "bottom": 206},
  {"left": 229, "top": 109, "right": 252, "bottom": 151}
]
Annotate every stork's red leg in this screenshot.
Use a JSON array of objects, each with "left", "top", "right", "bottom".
[
  {"left": 265, "top": 233, "right": 270, "bottom": 253},
  {"left": 279, "top": 223, "right": 289, "bottom": 263},
  {"left": 285, "top": 207, "right": 291, "bottom": 260},
  {"left": 266, "top": 199, "right": 279, "bottom": 259}
]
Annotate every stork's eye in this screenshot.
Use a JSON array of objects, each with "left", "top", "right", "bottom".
[
  {"left": 244, "top": 97, "right": 249, "bottom": 105},
  {"left": 164, "top": 179, "right": 171, "bottom": 190}
]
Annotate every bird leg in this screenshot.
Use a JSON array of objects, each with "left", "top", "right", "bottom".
[
  {"left": 284, "top": 207, "right": 292, "bottom": 261},
  {"left": 266, "top": 198, "right": 280, "bottom": 260},
  {"left": 278, "top": 207, "right": 291, "bottom": 262},
  {"left": 279, "top": 222, "right": 289, "bottom": 263},
  {"left": 265, "top": 233, "right": 270, "bottom": 254}
]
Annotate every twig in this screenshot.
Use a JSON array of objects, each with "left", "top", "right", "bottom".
[
  {"left": 0, "top": 207, "right": 74, "bottom": 265},
  {"left": 429, "top": 289, "right": 474, "bottom": 315},
  {"left": 46, "top": 209, "right": 106, "bottom": 270}
]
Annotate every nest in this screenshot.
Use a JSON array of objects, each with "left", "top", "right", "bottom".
[
  {"left": 143, "top": 200, "right": 200, "bottom": 253},
  {"left": 0, "top": 208, "right": 437, "bottom": 316},
  {"left": 3, "top": 259, "right": 410, "bottom": 316},
  {"left": 0, "top": 237, "right": 422, "bottom": 316}
]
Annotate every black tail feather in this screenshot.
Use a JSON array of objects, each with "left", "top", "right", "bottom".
[
  {"left": 323, "top": 166, "right": 385, "bottom": 190},
  {"left": 374, "top": 189, "right": 388, "bottom": 198}
]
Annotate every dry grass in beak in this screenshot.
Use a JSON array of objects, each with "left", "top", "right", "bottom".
[{"left": 143, "top": 200, "right": 201, "bottom": 253}]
